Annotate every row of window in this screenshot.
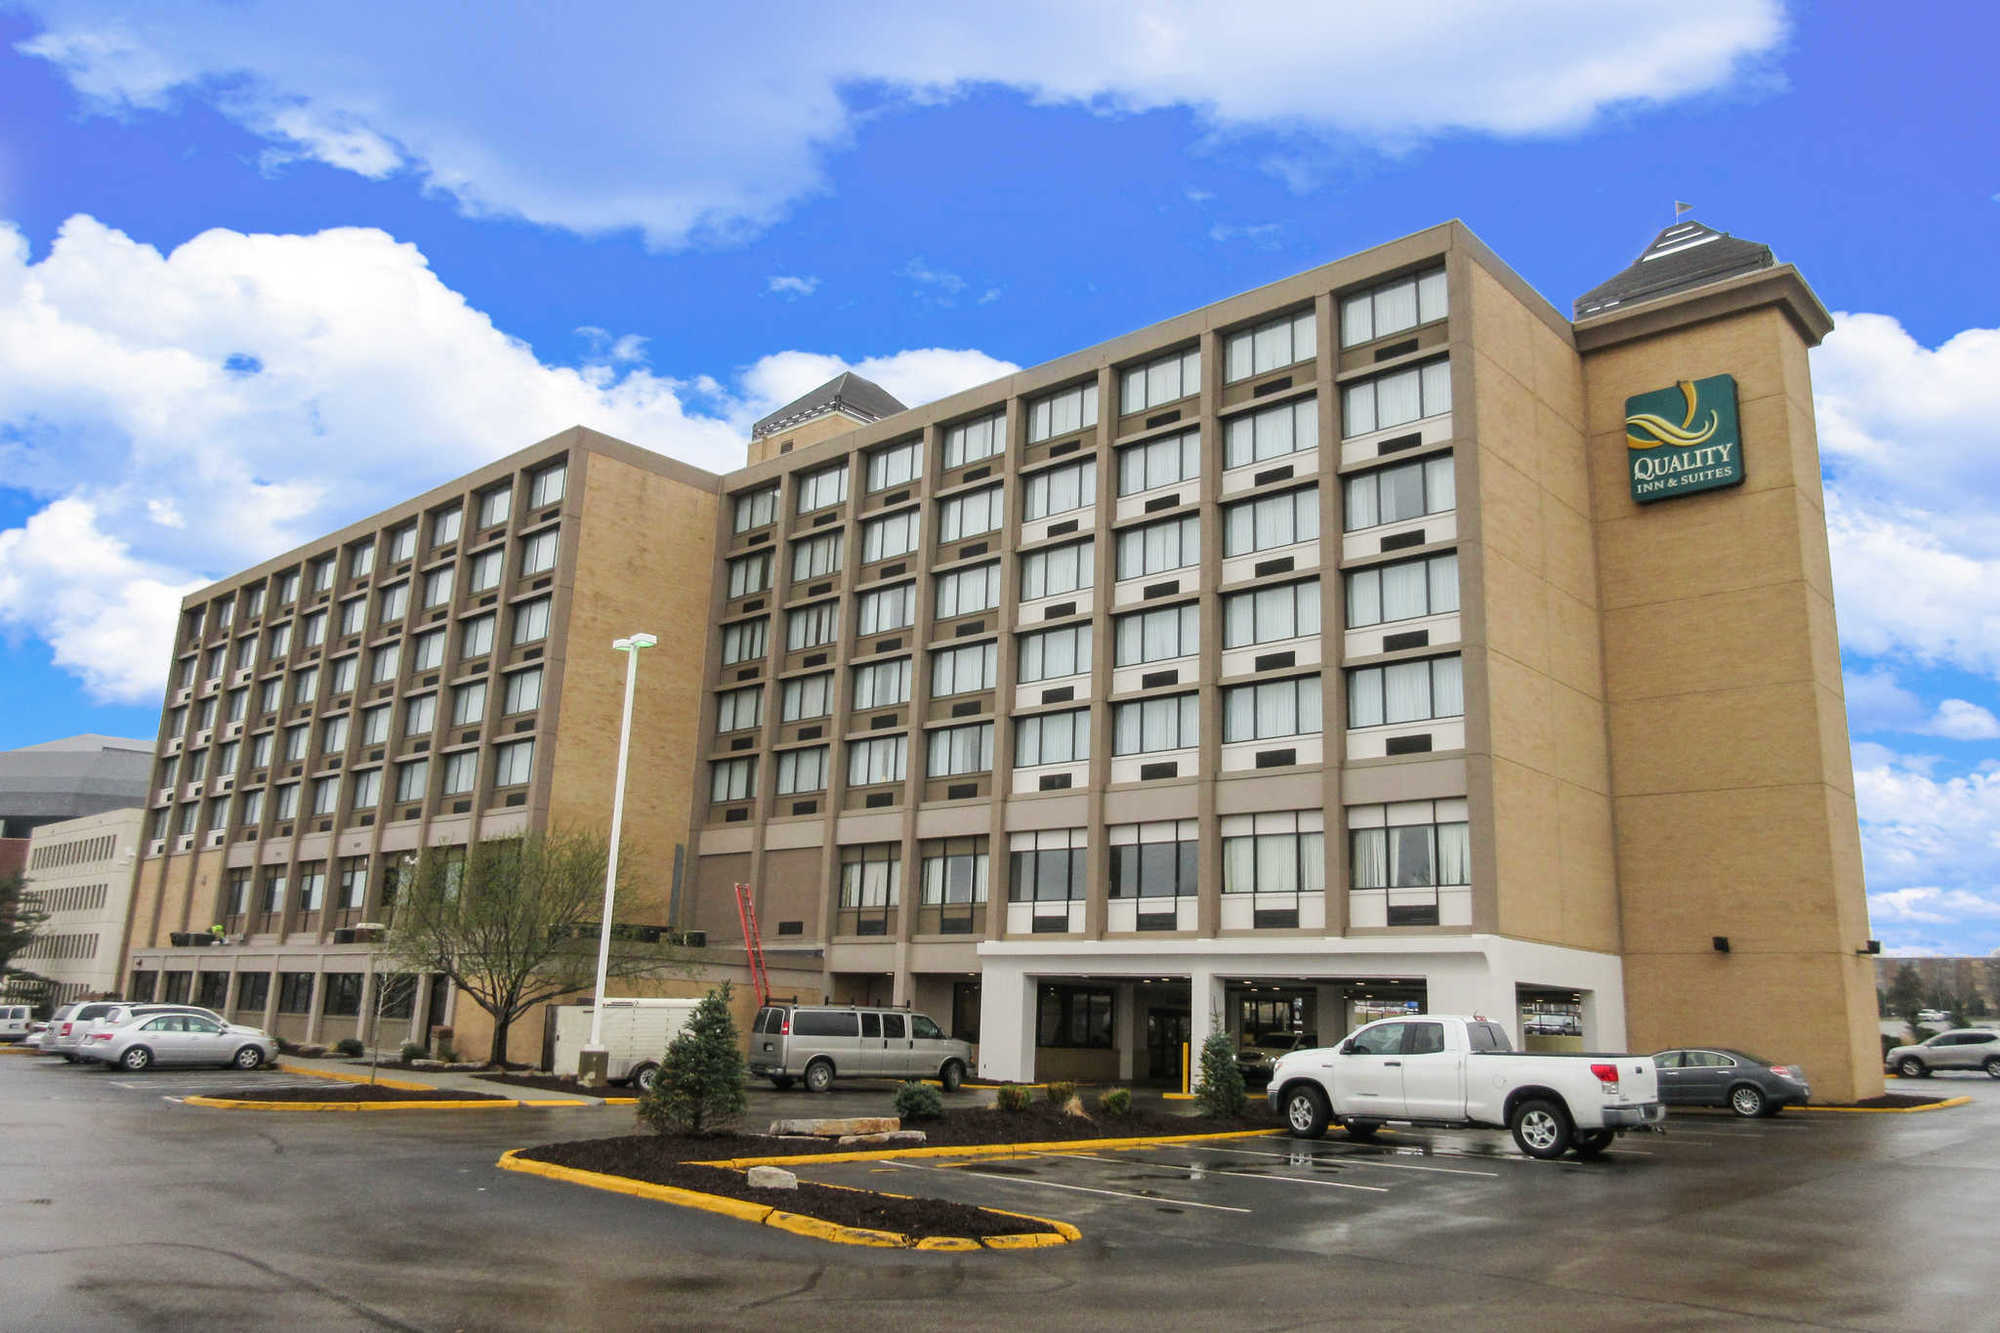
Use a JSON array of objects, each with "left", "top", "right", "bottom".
[
  {"left": 26, "top": 833, "right": 119, "bottom": 871},
  {"left": 22, "top": 882, "right": 111, "bottom": 914},
  {"left": 132, "top": 968, "right": 420, "bottom": 1019}
]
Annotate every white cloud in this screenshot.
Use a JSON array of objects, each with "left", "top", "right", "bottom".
[
  {"left": 902, "top": 258, "right": 968, "bottom": 300},
  {"left": 0, "top": 215, "right": 1012, "bottom": 702},
  {"left": 1869, "top": 887, "right": 2000, "bottom": 927},
  {"left": 1925, "top": 699, "right": 2000, "bottom": 742},
  {"left": 1208, "top": 221, "right": 1283, "bottom": 246},
  {"left": 766, "top": 275, "right": 819, "bottom": 299},
  {"left": 14, "top": 2, "right": 1786, "bottom": 246}
]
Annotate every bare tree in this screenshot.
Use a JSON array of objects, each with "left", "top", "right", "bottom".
[{"left": 376, "top": 829, "right": 681, "bottom": 1065}]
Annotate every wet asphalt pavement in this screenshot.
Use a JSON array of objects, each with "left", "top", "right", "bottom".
[{"left": 2, "top": 1050, "right": 1996, "bottom": 1330}]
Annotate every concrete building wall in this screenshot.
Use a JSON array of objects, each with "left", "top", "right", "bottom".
[{"left": 14, "top": 807, "right": 145, "bottom": 1002}]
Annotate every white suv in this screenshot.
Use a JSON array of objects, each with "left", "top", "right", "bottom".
[{"left": 1885, "top": 1029, "right": 2000, "bottom": 1079}]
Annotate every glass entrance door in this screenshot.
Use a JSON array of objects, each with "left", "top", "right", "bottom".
[{"left": 1146, "top": 1008, "right": 1191, "bottom": 1082}]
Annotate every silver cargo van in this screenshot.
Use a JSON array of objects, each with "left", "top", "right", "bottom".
[{"left": 749, "top": 1004, "right": 972, "bottom": 1093}]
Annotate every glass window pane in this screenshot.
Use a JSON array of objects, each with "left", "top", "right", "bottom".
[
  {"left": 1381, "top": 561, "right": 1428, "bottom": 621},
  {"left": 1347, "top": 568, "right": 1381, "bottom": 627},
  {"left": 1432, "top": 656, "right": 1464, "bottom": 718},
  {"left": 1429, "top": 554, "right": 1459, "bottom": 614},
  {"left": 1349, "top": 668, "right": 1384, "bottom": 728},
  {"left": 1375, "top": 279, "right": 1418, "bottom": 336},
  {"left": 1343, "top": 382, "right": 1375, "bottom": 437},
  {"left": 1384, "top": 661, "right": 1431, "bottom": 722},
  {"left": 1425, "top": 455, "right": 1455, "bottom": 512},
  {"left": 1340, "top": 295, "right": 1372, "bottom": 348},
  {"left": 1421, "top": 359, "right": 1452, "bottom": 417},
  {"left": 1376, "top": 368, "right": 1421, "bottom": 429}
]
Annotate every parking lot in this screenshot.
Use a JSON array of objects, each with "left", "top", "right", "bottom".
[{"left": 5, "top": 1049, "right": 1999, "bottom": 1330}]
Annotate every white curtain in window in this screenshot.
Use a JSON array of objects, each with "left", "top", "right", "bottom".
[
  {"left": 1256, "top": 834, "right": 1298, "bottom": 894},
  {"left": 1349, "top": 669, "right": 1384, "bottom": 728},
  {"left": 1257, "top": 681, "right": 1295, "bottom": 737},
  {"left": 1384, "top": 660, "right": 1431, "bottom": 723},
  {"left": 1432, "top": 656, "right": 1464, "bottom": 718},
  {"left": 1425, "top": 456, "right": 1455, "bottom": 511},
  {"left": 1374, "top": 281, "right": 1418, "bottom": 336},
  {"left": 1437, "top": 822, "right": 1470, "bottom": 884},
  {"left": 1381, "top": 561, "right": 1429, "bottom": 621},
  {"left": 1345, "top": 472, "right": 1379, "bottom": 529},
  {"left": 1347, "top": 568, "right": 1382, "bottom": 627},
  {"left": 1421, "top": 360, "right": 1452, "bottom": 416},
  {"left": 1376, "top": 369, "right": 1421, "bottom": 429},
  {"left": 1382, "top": 464, "right": 1426, "bottom": 524},
  {"left": 1343, "top": 381, "right": 1376, "bottom": 437},
  {"left": 1429, "top": 554, "right": 1459, "bottom": 614},
  {"left": 1222, "top": 836, "right": 1254, "bottom": 893},
  {"left": 1351, "top": 827, "right": 1387, "bottom": 888}
]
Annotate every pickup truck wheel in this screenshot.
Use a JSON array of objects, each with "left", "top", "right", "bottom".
[
  {"left": 803, "top": 1058, "right": 835, "bottom": 1094},
  {"left": 1897, "top": 1057, "right": 1927, "bottom": 1079},
  {"left": 629, "top": 1063, "right": 659, "bottom": 1093},
  {"left": 1343, "top": 1119, "right": 1381, "bottom": 1143},
  {"left": 1728, "top": 1083, "right": 1767, "bottom": 1118},
  {"left": 1573, "top": 1129, "right": 1614, "bottom": 1159},
  {"left": 1282, "top": 1084, "right": 1330, "bottom": 1139},
  {"left": 1510, "top": 1097, "right": 1572, "bottom": 1160}
]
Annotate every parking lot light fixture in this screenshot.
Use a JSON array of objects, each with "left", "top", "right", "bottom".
[{"left": 581, "top": 632, "right": 657, "bottom": 1087}]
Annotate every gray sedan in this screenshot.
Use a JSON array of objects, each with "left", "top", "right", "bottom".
[
  {"left": 1653, "top": 1048, "right": 1809, "bottom": 1117},
  {"left": 79, "top": 1013, "right": 276, "bottom": 1072}
]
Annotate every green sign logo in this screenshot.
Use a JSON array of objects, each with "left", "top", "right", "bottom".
[{"left": 1624, "top": 374, "right": 1742, "bottom": 504}]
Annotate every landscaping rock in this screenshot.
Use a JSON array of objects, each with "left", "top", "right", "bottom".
[
  {"left": 766, "top": 1116, "right": 899, "bottom": 1137},
  {"left": 835, "top": 1130, "right": 927, "bottom": 1147},
  {"left": 745, "top": 1166, "right": 798, "bottom": 1190}
]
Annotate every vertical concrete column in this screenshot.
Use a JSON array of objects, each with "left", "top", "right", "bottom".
[
  {"left": 1313, "top": 984, "right": 1347, "bottom": 1044},
  {"left": 303, "top": 964, "right": 327, "bottom": 1043},
  {"left": 355, "top": 964, "right": 376, "bottom": 1049},
  {"left": 1424, "top": 956, "right": 1515, "bottom": 1039},
  {"left": 1189, "top": 966, "right": 1225, "bottom": 1049},
  {"left": 976, "top": 963, "right": 1036, "bottom": 1083},
  {"left": 260, "top": 966, "right": 280, "bottom": 1033},
  {"left": 1115, "top": 981, "right": 1138, "bottom": 1080}
]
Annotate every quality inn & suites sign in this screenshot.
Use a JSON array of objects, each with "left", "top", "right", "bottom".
[{"left": 1624, "top": 373, "right": 1743, "bottom": 504}]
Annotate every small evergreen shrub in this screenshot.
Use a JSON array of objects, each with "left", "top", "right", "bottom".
[
  {"left": 895, "top": 1080, "right": 944, "bottom": 1121},
  {"left": 1096, "top": 1087, "right": 1133, "bottom": 1117},
  {"left": 995, "top": 1085, "right": 1034, "bottom": 1113},
  {"left": 1042, "top": 1080, "right": 1077, "bottom": 1106},
  {"left": 334, "top": 1037, "right": 364, "bottom": 1058},
  {"left": 1196, "top": 1030, "right": 1248, "bottom": 1119},
  {"left": 638, "top": 982, "right": 747, "bottom": 1136},
  {"left": 400, "top": 1041, "right": 428, "bottom": 1063}
]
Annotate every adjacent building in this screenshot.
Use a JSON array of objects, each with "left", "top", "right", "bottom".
[
  {"left": 13, "top": 807, "right": 146, "bottom": 1006},
  {"left": 0, "top": 734, "right": 152, "bottom": 878}
]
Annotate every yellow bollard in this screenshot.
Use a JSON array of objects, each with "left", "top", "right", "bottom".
[{"left": 1180, "top": 1040, "right": 1190, "bottom": 1096}]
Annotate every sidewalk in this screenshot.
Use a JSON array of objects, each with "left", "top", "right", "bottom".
[{"left": 276, "top": 1054, "right": 632, "bottom": 1105}]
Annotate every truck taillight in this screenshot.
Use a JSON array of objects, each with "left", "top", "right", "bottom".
[
  {"left": 779, "top": 1015, "right": 790, "bottom": 1035},
  {"left": 59, "top": 1023, "right": 72, "bottom": 1036},
  {"left": 1590, "top": 1062, "right": 1620, "bottom": 1092}
]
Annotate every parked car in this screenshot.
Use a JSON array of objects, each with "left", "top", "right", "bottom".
[
  {"left": 1270, "top": 1014, "right": 1665, "bottom": 1159},
  {"left": 748, "top": 1003, "right": 973, "bottom": 1093},
  {"left": 1916, "top": 1009, "right": 1951, "bottom": 1024},
  {"left": 42, "top": 1001, "right": 128, "bottom": 1061},
  {"left": 0, "top": 1004, "right": 32, "bottom": 1041},
  {"left": 1653, "top": 1048, "right": 1808, "bottom": 1117},
  {"left": 1884, "top": 1029, "right": 2000, "bottom": 1079},
  {"left": 62, "top": 1003, "right": 225, "bottom": 1062},
  {"left": 21, "top": 1021, "right": 47, "bottom": 1048},
  {"left": 1236, "top": 1031, "right": 1318, "bottom": 1085},
  {"left": 77, "top": 1012, "right": 277, "bottom": 1072}
]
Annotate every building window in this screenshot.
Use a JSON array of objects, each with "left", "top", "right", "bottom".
[
  {"left": 1222, "top": 810, "right": 1325, "bottom": 896},
  {"left": 360, "top": 705, "right": 390, "bottom": 745},
  {"left": 1347, "top": 552, "right": 1458, "bottom": 628},
  {"left": 710, "top": 756, "right": 755, "bottom": 803},
  {"left": 1112, "top": 693, "right": 1198, "bottom": 755},
  {"left": 323, "top": 972, "right": 364, "bottom": 1017},
  {"left": 319, "top": 715, "right": 349, "bottom": 755},
  {"left": 851, "top": 657, "right": 912, "bottom": 710},
  {"left": 774, "top": 745, "right": 829, "bottom": 795},
  {"left": 520, "top": 529, "right": 559, "bottom": 577},
  {"left": 795, "top": 462, "right": 849, "bottom": 514},
  {"left": 238, "top": 788, "right": 264, "bottom": 826},
  {"left": 388, "top": 524, "right": 418, "bottom": 564},
  {"left": 1349, "top": 800, "right": 1469, "bottom": 927},
  {"left": 1226, "top": 308, "right": 1317, "bottom": 382},
  {"left": 1347, "top": 655, "right": 1464, "bottom": 728},
  {"left": 258, "top": 869, "right": 288, "bottom": 915},
  {"left": 441, "top": 750, "right": 477, "bottom": 796},
  {"left": 420, "top": 566, "right": 455, "bottom": 610},
  {"left": 1010, "top": 828, "right": 1088, "bottom": 903},
  {"left": 461, "top": 614, "right": 496, "bottom": 659},
  {"left": 301, "top": 611, "right": 325, "bottom": 649},
  {"left": 934, "top": 561, "right": 1000, "bottom": 619},
  {"left": 927, "top": 722, "right": 993, "bottom": 778},
  {"left": 405, "top": 629, "right": 442, "bottom": 673},
  {"left": 855, "top": 582, "right": 915, "bottom": 636},
  {"left": 277, "top": 570, "right": 301, "bottom": 605},
  {"left": 790, "top": 531, "right": 843, "bottom": 582},
  {"left": 369, "top": 643, "right": 400, "bottom": 685},
  {"left": 1023, "top": 457, "right": 1096, "bottom": 521},
  {"left": 1223, "top": 397, "right": 1319, "bottom": 470},
  {"left": 432, "top": 506, "right": 462, "bottom": 547},
  {"left": 936, "top": 485, "right": 1004, "bottom": 543},
  {"left": 292, "top": 666, "right": 318, "bottom": 705},
  {"left": 350, "top": 768, "right": 381, "bottom": 811},
  {"left": 930, "top": 641, "right": 996, "bottom": 697},
  {"left": 865, "top": 438, "right": 923, "bottom": 493},
  {"left": 726, "top": 551, "right": 771, "bottom": 599},
  {"left": 492, "top": 738, "right": 534, "bottom": 787},
  {"left": 1036, "top": 985, "right": 1113, "bottom": 1049},
  {"left": 733, "top": 485, "right": 778, "bottom": 533},
  {"left": 1342, "top": 359, "right": 1452, "bottom": 438},
  {"left": 943, "top": 411, "right": 1005, "bottom": 469},
  {"left": 780, "top": 672, "right": 833, "bottom": 722},
  {"left": 1340, "top": 267, "right": 1446, "bottom": 348},
  {"left": 296, "top": 863, "right": 326, "bottom": 911},
  {"left": 1223, "top": 675, "right": 1323, "bottom": 742},
  {"left": 1344, "top": 454, "right": 1455, "bottom": 531},
  {"left": 1116, "top": 429, "right": 1200, "bottom": 497},
  {"left": 921, "top": 838, "right": 988, "bottom": 932},
  {"left": 529, "top": 461, "right": 567, "bottom": 509},
  {"left": 1120, "top": 347, "right": 1200, "bottom": 415},
  {"left": 236, "top": 971, "right": 269, "bottom": 1013},
  {"left": 477, "top": 485, "right": 511, "bottom": 530},
  {"left": 860, "top": 508, "right": 920, "bottom": 564},
  {"left": 1027, "top": 380, "right": 1099, "bottom": 444},
  {"left": 1014, "top": 708, "right": 1090, "bottom": 766},
  {"left": 338, "top": 596, "right": 367, "bottom": 637},
  {"left": 838, "top": 844, "right": 900, "bottom": 935},
  {"left": 1115, "top": 514, "right": 1199, "bottom": 581},
  {"left": 452, "top": 681, "right": 487, "bottom": 727},
  {"left": 310, "top": 556, "right": 335, "bottom": 594},
  {"left": 1222, "top": 486, "right": 1319, "bottom": 557},
  {"left": 714, "top": 685, "right": 763, "bottom": 733},
  {"left": 403, "top": 694, "right": 436, "bottom": 737},
  {"left": 847, "top": 734, "right": 907, "bottom": 787},
  {"left": 1223, "top": 579, "right": 1320, "bottom": 649},
  {"left": 349, "top": 541, "right": 375, "bottom": 579},
  {"left": 235, "top": 633, "right": 257, "bottom": 670},
  {"left": 1020, "top": 538, "right": 1094, "bottom": 601},
  {"left": 1113, "top": 603, "right": 1197, "bottom": 666},
  {"left": 1108, "top": 820, "right": 1199, "bottom": 898},
  {"left": 786, "top": 601, "right": 837, "bottom": 652},
  {"left": 469, "top": 548, "right": 503, "bottom": 593},
  {"left": 328, "top": 656, "right": 357, "bottom": 696},
  {"left": 395, "top": 759, "right": 428, "bottom": 803},
  {"left": 1017, "top": 623, "right": 1091, "bottom": 683},
  {"left": 277, "top": 972, "right": 315, "bottom": 1014},
  {"left": 503, "top": 667, "right": 542, "bottom": 714},
  {"left": 511, "top": 597, "right": 551, "bottom": 646}
]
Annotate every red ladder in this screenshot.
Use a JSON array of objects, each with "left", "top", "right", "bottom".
[{"left": 734, "top": 882, "right": 771, "bottom": 1007}]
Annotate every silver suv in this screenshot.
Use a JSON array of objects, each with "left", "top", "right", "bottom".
[
  {"left": 749, "top": 1004, "right": 972, "bottom": 1093},
  {"left": 1885, "top": 1029, "right": 2000, "bottom": 1079}
]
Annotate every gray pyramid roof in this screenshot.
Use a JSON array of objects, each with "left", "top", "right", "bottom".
[
  {"left": 751, "top": 372, "right": 907, "bottom": 440},
  {"left": 1573, "top": 218, "right": 1775, "bottom": 320}
]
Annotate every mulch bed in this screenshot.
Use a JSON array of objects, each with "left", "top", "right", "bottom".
[
  {"left": 212, "top": 1084, "right": 515, "bottom": 1103},
  {"left": 1815, "top": 1092, "right": 1963, "bottom": 1109},
  {"left": 521, "top": 1138, "right": 1053, "bottom": 1239}
]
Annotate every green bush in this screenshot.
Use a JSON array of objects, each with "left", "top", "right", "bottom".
[
  {"left": 1096, "top": 1087, "right": 1133, "bottom": 1117},
  {"left": 895, "top": 1080, "right": 944, "bottom": 1121},
  {"left": 995, "top": 1085, "right": 1034, "bottom": 1113},
  {"left": 638, "top": 982, "right": 747, "bottom": 1136},
  {"left": 1196, "top": 1030, "right": 1248, "bottom": 1119},
  {"left": 400, "top": 1040, "right": 428, "bottom": 1063},
  {"left": 1042, "top": 1080, "right": 1077, "bottom": 1106},
  {"left": 334, "top": 1037, "right": 364, "bottom": 1058},
  {"left": 434, "top": 1040, "right": 458, "bottom": 1063}
]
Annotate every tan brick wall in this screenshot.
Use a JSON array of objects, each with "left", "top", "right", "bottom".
[
  {"left": 745, "top": 412, "right": 867, "bottom": 468},
  {"left": 1581, "top": 294, "right": 1881, "bottom": 1101}
]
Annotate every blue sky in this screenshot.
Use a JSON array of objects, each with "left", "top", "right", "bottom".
[{"left": 1, "top": 2, "right": 1996, "bottom": 952}]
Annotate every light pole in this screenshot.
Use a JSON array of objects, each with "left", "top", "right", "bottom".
[
  {"left": 579, "top": 631, "right": 656, "bottom": 1087},
  {"left": 355, "top": 922, "right": 386, "bottom": 1084}
]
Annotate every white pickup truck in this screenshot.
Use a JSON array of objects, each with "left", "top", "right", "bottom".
[{"left": 1268, "top": 1014, "right": 1666, "bottom": 1159}]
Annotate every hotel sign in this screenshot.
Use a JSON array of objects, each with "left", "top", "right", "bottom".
[{"left": 1625, "top": 374, "right": 1742, "bottom": 504}]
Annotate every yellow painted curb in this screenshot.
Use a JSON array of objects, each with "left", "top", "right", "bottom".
[
  {"left": 1796, "top": 1097, "right": 1971, "bottom": 1114},
  {"left": 518, "top": 1098, "right": 594, "bottom": 1108},
  {"left": 600, "top": 1097, "right": 639, "bottom": 1106},
  {"left": 275, "top": 1062, "right": 436, "bottom": 1092},
  {"left": 698, "top": 1126, "right": 1279, "bottom": 1169},
  {"left": 186, "top": 1094, "right": 520, "bottom": 1111},
  {"left": 495, "top": 1148, "right": 1077, "bottom": 1249}
]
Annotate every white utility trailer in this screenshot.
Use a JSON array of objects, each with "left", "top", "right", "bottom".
[{"left": 551, "top": 998, "right": 699, "bottom": 1089}]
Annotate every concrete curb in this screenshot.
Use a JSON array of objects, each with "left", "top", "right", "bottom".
[
  {"left": 187, "top": 1094, "right": 522, "bottom": 1112},
  {"left": 1796, "top": 1096, "right": 1972, "bottom": 1114},
  {"left": 495, "top": 1148, "right": 1079, "bottom": 1250},
  {"left": 276, "top": 1062, "right": 437, "bottom": 1092},
  {"left": 695, "top": 1127, "right": 1279, "bottom": 1169}
]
